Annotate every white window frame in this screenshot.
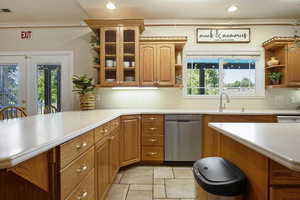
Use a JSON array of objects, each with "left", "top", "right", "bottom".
[{"left": 183, "top": 50, "right": 265, "bottom": 99}]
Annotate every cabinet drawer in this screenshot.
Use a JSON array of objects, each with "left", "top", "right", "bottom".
[
  {"left": 270, "top": 187, "right": 300, "bottom": 200},
  {"left": 95, "top": 125, "right": 109, "bottom": 143},
  {"left": 60, "top": 130, "right": 94, "bottom": 169},
  {"left": 142, "top": 124, "right": 164, "bottom": 135},
  {"left": 142, "top": 135, "right": 164, "bottom": 146},
  {"left": 270, "top": 160, "right": 300, "bottom": 185},
  {"left": 65, "top": 169, "right": 95, "bottom": 200},
  {"left": 111, "top": 118, "right": 120, "bottom": 130},
  {"left": 142, "top": 115, "right": 164, "bottom": 124},
  {"left": 61, "top": 147, "right": 94, "bottom": 200},
  {"left": 142, "top": 147, "right": 164, "bottom": 161}
]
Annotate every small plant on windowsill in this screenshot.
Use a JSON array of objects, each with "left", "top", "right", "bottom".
[
  {"left": 72, "top": 75, "right": 96, "bottom": 110},
  {"left": 268, "top": 72, "right": 282, "bottom": 85}
]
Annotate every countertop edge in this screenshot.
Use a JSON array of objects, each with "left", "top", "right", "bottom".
[{"left": 208, "top": 123, "right": 300, "bottom": 172}]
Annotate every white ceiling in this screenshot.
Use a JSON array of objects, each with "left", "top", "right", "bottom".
[
  {"left": 0, "top": 0, "right": 300, "bottom": 24},
  {"left": 0, "top": 0, "right": 88, "bottom": 24},
  {"left": 79, "top": 0, "right": 300, "bottom": 20}
]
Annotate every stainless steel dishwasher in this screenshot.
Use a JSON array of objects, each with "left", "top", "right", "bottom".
[{"left": 165, "top": 115, "right": 202, "bottom": 162}]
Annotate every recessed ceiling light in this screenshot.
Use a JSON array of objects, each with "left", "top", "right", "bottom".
[
  {"left": 106, "top": 2, "right": 116, "bottom": 10},
  {"left": 228, "top": 5, "right": 238, "bottom": 12}
]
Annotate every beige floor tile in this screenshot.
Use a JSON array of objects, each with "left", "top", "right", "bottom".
[
  {"left": 130, "top": 184, "right": 153, "bottom": 191},
  {"left": 153, "top": 184, "right": 166, "bottom": 198},
  {"left": 154, "top": 178, "right": 165, "bottom": 185},
  {"left": 165, "top": 179, "right": 196, "bottom": 199},
  {"left": 105, "top": 184, "right": 129, "bottom": 200},
  {"left": 154, "top": 167, "right": 174, "bottom": 178},
  {"left": 126, "top": 190, "right": 152, "bottom": 200},
  {"left": 173, "top": 167, "right": 194, "bottom": 179},
  {"left": 121, "top": 167, "right": 153, "bottom": 185}
]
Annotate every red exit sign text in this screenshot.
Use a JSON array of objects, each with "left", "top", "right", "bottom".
[{"left": 21, "top": 31, "right": 32, "bottom": 39}]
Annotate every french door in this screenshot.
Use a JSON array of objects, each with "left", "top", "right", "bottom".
[
  {"left": 0, "top": 56, "right": 27, "bottom": 110},
  {"left": 0, "top": 53, "right": 73, "bottom": 115},
  {"left": 28, "top": 55, "right": 72, "bottom": 115}
]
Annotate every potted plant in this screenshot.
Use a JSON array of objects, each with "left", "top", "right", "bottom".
[
  {"left": 72, "top": 75, "right": 96, "bottom": 110},
  {"left": 268, "top": 72, "right": 282, "bottom": 85},
  {"left": 90, "top": 35, "right": 99, "bottom": 48}
]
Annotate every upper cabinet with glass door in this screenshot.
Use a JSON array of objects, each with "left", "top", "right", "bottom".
[
  {"left": 120, "top": 27, "right": 140, "bottom": 86},
  {"left": 85, "top": 19, "right": 144, "bottom": 87},
  {"left": 100, "top": 27, "right": 119, "bottom": 86}
]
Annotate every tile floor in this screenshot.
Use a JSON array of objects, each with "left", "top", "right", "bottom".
[{"left": 106, "top": 166, "right": 197, "bottom": 200}]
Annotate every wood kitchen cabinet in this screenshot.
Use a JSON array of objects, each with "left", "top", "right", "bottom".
[
  {"left": 141, "top": 115, "right": 164, "bottom": 162},
  {"left": 263, "top": 37, "right": 300, "bottom": 88},
  {"left": 120, "top": 115, "right": 141, "bottom": 166},
  {"left": 95, "top": 136, "right": 110, "bottom": 200},
  {"left": 85, "top": 19, "right": 144, "bottom": 87},
  {"left": 140, "top": 43, "right": 175, "bottom": 86},
  {"left": 109, "top": 126, "right": 120, "bottom": 183},
  {"left": 202, "top": 114, "right": 277, "bottom": 157}
]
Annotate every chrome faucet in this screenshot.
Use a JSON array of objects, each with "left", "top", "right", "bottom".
[{"left": 219, "top": 91, "right": 230, "bottom": 112}]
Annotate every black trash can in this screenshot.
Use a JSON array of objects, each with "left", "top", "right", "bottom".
[{"left": 193, "top": 157, "right": 247, "bottom": 200}]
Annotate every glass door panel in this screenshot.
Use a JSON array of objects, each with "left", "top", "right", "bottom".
[
  {"left": 37, "top": 64, "right": 61, "bottom": 114},
  {"left": 0, "top": 56, "right": 26, "bottom": 110},
  {"left": 101, "top": 28, "right": 118, "bottom": 85},
  {"left": 121, "top": 27, "right": 138, "bottom": 85}
]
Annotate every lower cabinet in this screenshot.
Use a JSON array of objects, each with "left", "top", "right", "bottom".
[
  {"left": 270, "top": 187, "right": 300, "bottom": 200},
  {"left": 202, "top": 114, "right": 277, "bottom": 157},
  {"left": 95, "top": 137, "right": 110, "bottom": 200},
  {"left": 109, "top": 127, "right": 120, "bottom": 183},
  {"left": 120, "top": 115, "right": 141, "bottom": 166}
]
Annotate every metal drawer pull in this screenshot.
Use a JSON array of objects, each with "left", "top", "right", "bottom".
[
  {"left": 76, "top": 165, "right": 88, "bottom": 173},
  {"left": 149, "top": 127, "right": 157, "bottom": 131},
  {"left": 77, "top": 191, "right": 88, "bottom": 200},
  {"left": 76, "top": 142, "right": 87, "bottom": 149},
  {"left": 104, "top": 129, "right": 108, "bottom": 133},
  {"left": 149, "top": 138, "right": 157, "bottom": 142},
  {"left": 147, "top": 152, "right": 158, "bottom": 156},
  {"left": 149, "top": 117, "right": 156, "bottom": 120}
]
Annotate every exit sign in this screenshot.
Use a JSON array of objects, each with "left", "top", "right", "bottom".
[{"left": 21, "top": 31, "right": 32, "bottom": 39}]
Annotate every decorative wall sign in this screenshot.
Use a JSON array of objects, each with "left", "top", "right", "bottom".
[
  {"left": 196, "top": 28, "right": 250, "bottom": 43},
  {"left": 21, "top": 31, "right": 32, "bottom": 39}
]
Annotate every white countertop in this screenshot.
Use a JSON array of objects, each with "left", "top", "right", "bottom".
[
  {"left": 0, "top": 108, "right": 300, "bottom": 170},
  {"left": 209, "top": 123, "right": 300, "bottom": 171}
]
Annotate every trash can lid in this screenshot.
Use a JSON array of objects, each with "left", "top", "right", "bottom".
[{"left": 193, "top": 157, "right": 247, "bottom": 196}]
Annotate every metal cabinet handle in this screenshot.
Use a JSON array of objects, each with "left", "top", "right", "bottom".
[
  {"left": 147, "top": 152, "right": 158, "bottom": 157},
  {"left": 76, "top": 142, "right": 87, "bottom": 149},
  {"left": 149, "top": 138, "right": 157, "bottom": 142},
  {"left": 77, "top": 191, "right": 88, "bottom": 200},
  {"left": 149, "top": 117, "right": 156, "bottom": 120},
  {"left": 104, "top": 129, "right": 108, "bottom": 133},
  {"left": 149, "top": 127, "right": 157, "bottom": 131},
  {"left": 76, "top": 165, "right": 88, "bottom": 173}
]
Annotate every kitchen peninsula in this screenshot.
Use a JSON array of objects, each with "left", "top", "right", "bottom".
[
  {"left": 1, "top": 109, "right": 300, "bottom": 200},
  {"left": 208, "top": 122, "right": 300, "bottom": 200}
]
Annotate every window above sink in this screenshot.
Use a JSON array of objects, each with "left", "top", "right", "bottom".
[{"left": 184, "top": 53, "right": 265, "bottom": 98}]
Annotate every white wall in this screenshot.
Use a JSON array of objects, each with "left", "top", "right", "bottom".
[{"left": 0, "top": 24, "right": 299, "bottom": 110}]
